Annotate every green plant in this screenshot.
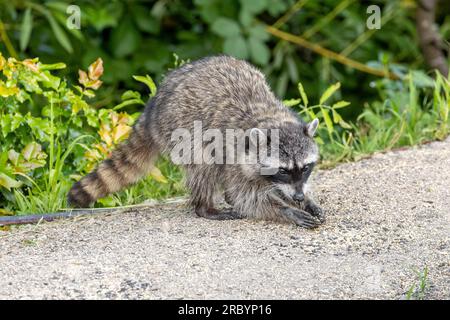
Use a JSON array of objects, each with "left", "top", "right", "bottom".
[
  {"left": 352, "top": 71, "right": 450, "bottom": 155},
  {"left": 406, "top": 266, "right": 429, "bottom": 300},
  {"left": 284, "top": 81, "right": 354, "bottom": 165},
  {"left": 286, "top": 70, "right": 450, "bottom": 167},
  {"left": 0, "top": 53, "right": 182, "bottom": 214}
]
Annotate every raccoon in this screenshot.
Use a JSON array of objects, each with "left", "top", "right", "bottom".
[{"left": 68, "top": 55, "right": 325, "bottom": 228}]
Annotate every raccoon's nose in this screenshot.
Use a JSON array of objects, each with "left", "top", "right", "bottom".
[{"left": 293, "top": 192, "right": 305, "bottom": 202}]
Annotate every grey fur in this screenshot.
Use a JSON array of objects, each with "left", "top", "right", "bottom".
[{"left": 68, "top": 56, "right": 325, "bottom": 228}]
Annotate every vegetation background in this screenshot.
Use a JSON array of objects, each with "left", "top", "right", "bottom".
[{"left": 0, "top": 0, "right": 449, "bottom": 215}]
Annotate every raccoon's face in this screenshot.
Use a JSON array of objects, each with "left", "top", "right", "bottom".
[
  {"left": 243, "top": 119, "right": 319, "bottom": 204},
  {"left": 267, "top": 158, "right": 316, "bottom": 204}
]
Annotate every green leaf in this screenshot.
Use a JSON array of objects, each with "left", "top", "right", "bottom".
[
  {"left": 149, "top": 166, "right": 168, "bottom": 183},
  {"left": 332, "top": 101, "right": 351, "bottom": 109},
  {"left": 298, "top": 82, "right": 309, "bottom": 107},
  {"left": 320, "top": 82, "right": 341, "bottom": 105},
  {"left": 97, "top": 195, "right": 119, "bottom": 207},
  {"left": 321, "top": 108, "right": 334, "bottom": 135},
  {"left": 248, "top": 24, "right": 270, "bottom": 41},
  {"left": 0, "top": 173, "right": 22, "bottom": 191},
  {"left": 211, "top": 18, "right": 241, "bottom": 38},
  {"left": 239, "top": 10, "right": 253, "bottom": 28},
  {"left": 276, "top": 71, "right": 288, "bottom": 97},
  {"left": 133, "top": 75, "right": 157, "bottom": 97},
  {"left": 39, "top": 71, "right": 61, "bottom": 90},
  {"left": 267, "top": 0, "right": 288, "bottom": 16},
  {"left": 131, "top": 5, "right": 159, "bottom": 34},
  {"left": 315, "top": 136, "right": 324, "bottom": 145},
  {"left": 0, "top": 113, "right": 24, "bottom": 137},
  {"left": 332, "top": 109, "right": 342, "bottom": 123},
  {"left": 44, "top": 2, "right": 72, "bottom": 12},
  {"left": 240, "top": 0, "right": 268, "bottom": 14},
  {"left": 45, "top": 11, "right": 73, "bottom": 53},
  {"left": 110, "top": 18, "right": 141, "bottom": 58},
  {"left": 113, "top": 98, "right": 145, "bottom": 111},
  {"left": 283, "top": 98, "right": 301, "bottom": 107},
  {"left": 339, "top": 120, "right": 352, "bottom": 129},
  {"left": 223, "top": 36, "right": 248, "bottom": 59},
  {"left": 248, "top": 37, "right": 270, "bottom": 65},
  {"left": 20, "top": 8, "right": 33, "bottom": 52},
  {"left": 286, "top": 56, "right": 298, "bottom": 82},
  {"left": 39, "top": 62, "right": 66, "bottom": 70},
  {"left": 121, "top": 90, "right": 141, "bottom": 101},
  {"left": 410, "top": 70, "right": 435, "bottom": 88}
]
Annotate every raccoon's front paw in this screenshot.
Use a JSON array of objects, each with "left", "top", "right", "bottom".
[
  {"left": 305, "top": 201, "right": 326, "bottom": 224},
  {"left": 281, "top": 207, "right": 322, "bottom": 229}
]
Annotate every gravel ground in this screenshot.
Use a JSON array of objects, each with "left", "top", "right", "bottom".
[{"left": 1, "top": 139, "right": 449, "bottom": 299}]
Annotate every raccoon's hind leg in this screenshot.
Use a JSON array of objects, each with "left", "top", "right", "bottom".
[
  {"left": 186, "top": 166, "right": 241, "bottom": 220},
  {"left": 68, "top": 122, "right": 159, "bottom": 207}
]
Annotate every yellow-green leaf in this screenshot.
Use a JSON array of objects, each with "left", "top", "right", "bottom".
[
  {"left": 332, "top": 100, "right": 351, "bottom": 109},
  {"left": 283, "top": 98, "right": 301, "bottom": 107},
  {"left": 321, "top": 108, "right": 333, "bottom": 135},
  {"left": 0, "top": 208, "right": 14, "bottom": 216},
  {"left": 149, "top": 166, "right": 168, "bottom": 183},
  {"left": 332, "top": 109, "right": 342, "bottom": 123},
  {"left": 315, "top": 136, "right": 324, "bottom": 145},
  {"left": 339, "top": 120, "right": 352, "bottom": 129},
  {"left": 298, "top": 82, "right": 308, "bottom": 107},
  {"left": 0, "top": 53, "right": 5, "bottom": 71},
  {"left": 22, "top": 142, "right": 42, "bottom": 161},
  {"left": 0, "top": 173, "right": 22, "bottom": 190},
  {"left": 133, "top": 75, "right": 157, "bottom": 97},
  {"left": 320, "top": 82, "right": 341, "bottom": 105},
  {"left": 39, "top": 62, "right": 66, "bottom": 70},
  {"left": 0, "top": 85, "right": 19, "bottom": 97}
]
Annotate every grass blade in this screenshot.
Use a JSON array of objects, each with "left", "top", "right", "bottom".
[{"left": 20, "top": 7, "right": 33, "bottom": 51}]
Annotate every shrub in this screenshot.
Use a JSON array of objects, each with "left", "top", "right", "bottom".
[{"left": 0, "top": 53, "right": 182, "bottom": 214}]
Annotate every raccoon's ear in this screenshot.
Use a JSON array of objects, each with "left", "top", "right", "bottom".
[{"left": 306, "top": 118, "right": 319, "bottom": 137}]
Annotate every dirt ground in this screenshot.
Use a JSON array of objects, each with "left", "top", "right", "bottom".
[{"left": 1, "top": 138, "right": 449, "bottom": 299}]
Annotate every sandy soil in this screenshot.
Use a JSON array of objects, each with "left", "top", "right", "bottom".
[{"left": 1, "top": 138, "right": 449, "bottom": 299}]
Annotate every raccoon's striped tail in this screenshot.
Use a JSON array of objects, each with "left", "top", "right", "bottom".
[{"left": 68, "top": 124, "right": 159, "bottom": 208}]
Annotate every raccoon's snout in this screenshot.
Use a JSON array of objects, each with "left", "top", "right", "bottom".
[{"left": 293, "top": 192, "right": 305, "bottom": 203}]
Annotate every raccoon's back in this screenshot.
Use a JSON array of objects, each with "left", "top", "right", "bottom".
[{"left": 146, "top": 56, "right": 298, "bottom": 147}]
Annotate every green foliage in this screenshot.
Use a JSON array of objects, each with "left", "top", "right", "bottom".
[
  {"left": 286, "top": 70, "right": 450, "bottom": 167},
  {"left": 2, "top": 0, "right": 447, "bottom": 108},
  {"left": 0, "top": 54, "right": 182, "bottom": 214}
]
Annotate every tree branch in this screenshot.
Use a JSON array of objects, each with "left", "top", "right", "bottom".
[
  {"left": 416, "top": 0, "right": 449, "bottom": 77},
  {"left": 266, "top": 25, "right": 399, "bottom": 80}
]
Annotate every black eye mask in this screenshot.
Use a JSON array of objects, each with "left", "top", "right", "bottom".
[{"left": 267, "top": 162, "right": 315, "bottom": 184}]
